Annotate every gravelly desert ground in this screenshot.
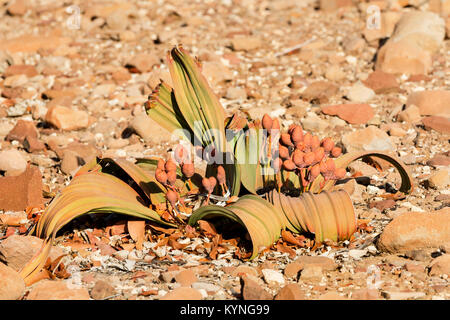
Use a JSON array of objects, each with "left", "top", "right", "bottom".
[{"left": 0, "top": 0, "right": 449, "bottom": 300}]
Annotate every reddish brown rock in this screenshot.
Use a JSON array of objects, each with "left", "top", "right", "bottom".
[
  {"left": 160, "top": 287, "right": 203, "bottom": 300},
  {"left": 301, "top": 81, "right": 339, "bottom": 104},
  {"left": 284, "top": 262, "right": 303, "bottom": 279},
  {"left": 90, "top": 280, "right": 117, "bottom": 300},
  {"left": 45, "top": 106, "right": 89, "bottom": 131},
  {"left": 231, "top": 265, "right": 259, "bottom": 278},
  {"left": 294, "top": 256, "right": 337, "bottom": 271},
  {"left": 241, "top": 275, "right": 272, "bottom": 300},
  {"left": 175, "top": 269, "right": 198, "bottom": 287},
  {"left": 6, "top": 120, "right": 38, "bottom": 143},
  {"left": 27, "top": 280, "right": 90, "bottom": 300},
  {"left": 0, "top": 235, "right": 65, "bottom": 272},
  {"left": 422, "top": 116, "right": 450, "bottom": 134},
  {"left": 362, "top": 71, "right": 400, "bottom": 94},
  {"left": 1, "top": 87, "right": 23, "bottom": 99},
  {"left": 60, "top": 150, "right": 82, "bottom": 176},
  {"left": 23, "top": 136, "right": 46, "bottom": 153},
  {"left": 404, "top": 262, "right": 426, "bottom": 273},
  {"left": 6, "top": 120, "right": 45, "bottom": 152},
  {"left": 427, "top": 153, "right": 450, "bottom": 167},
  {"left": 406, "top": 90, "right": 450, "bottom": 117},
  {"left": 0, "top": 262, "right": 25, "bottom": 300},
  {"left": 0, "top": 165, "right": 44, "bottom": 211},
  {"left": 428, "top": 254, "right": 450, "bottom": 276},
  {"left": 322, "top": 104, "right": 374, "bottom": 124},
  {"left": 369, "top": 199, "right": 396, "bottom": 211},
  {"left": 4, "top": 64, "right": 38, "bottom": 77},
  {"left": 275, "top": 283, "right": 305, "bottom": 300},
  {"left": 377, "top": 208, "right": 450, "bottom": 253},
  {"left": 55, "top": 142, "right": 99, "bottom": 163}
]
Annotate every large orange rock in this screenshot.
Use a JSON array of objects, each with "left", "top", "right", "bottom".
[
  {"left": 428, "top": 254, "right": 450, "bottom": 276},
  {"left": 422, "top": 116, "right": 450, "bottom": 134},
  {"left": 241, "top": 275, "right": 273, "bottom": 300},
  {"left": 0, "top": 165, "right": 44, "bottom": 211},
  {"left": 389, "top": 11, "right": 445, "bottom": 53},
  {"left": 0, "top": 262, "right": 25, "bottom": 300},
  {"left": 341, "top": 126, "right": 394, "bottom": 153},
  {"left": 0, "top": 235, "right": 65, "bottom": 272},
  {"left": 375, "top": 11, "right": 445, "bottom": 75},
  {"left": 26, "top": 280, "right": 90, "bottom": 300},
  {"left": 377, "top": 208, "right": 450, "bottom": 253},
  {"left": 376, "top": 40, "right": 432, "bottom": 75},
  {"left": 406, "top": 90, "right": 450, "bottom": 117},
  {"left": 275, "top": 283, "right": 305, "bottom": 300},
  {"left": 0, "top": 149, "right": 27, "bottom": 175}
]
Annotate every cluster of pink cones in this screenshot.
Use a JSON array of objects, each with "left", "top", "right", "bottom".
[{"left": 262, "top": 114, "right": 346, "bottom": 192}]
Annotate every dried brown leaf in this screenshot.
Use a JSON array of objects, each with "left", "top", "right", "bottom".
[
  {"left": 184, "top": 225, "right": 199, "bottom": 238},
  {"left": 276, "top": 242, "right": 296, "bottom": 259},
  {"left": 198, "top": 220, "right": 217, "bottom": 237},
  {"left": 127, "top": 220, "right": 146, "bottom": 250},
  {"left": 281, "top": 230, "right": 304, "bottom": 247}
]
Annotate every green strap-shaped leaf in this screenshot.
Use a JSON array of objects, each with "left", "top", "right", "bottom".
[
  {"left": 188, "top": 195, "right": 283, "bottom": 259},
  {"left": 168, "top": 46, "right": 226, "bottom": 153},
  {"left": 21, "top": 172, "right": 175, "bottom": 284},
  {"left": 101, "top": 158, "right": 167, "bottom": 205},
  {"left": 269, "top": 190, "right": 357, "bottom": 244},
  {"left": 234, "top": 126, "right": 265, "bottom": 194},
  {"left": 146, "top": 82, "right": 195, "bottom": 143}
]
